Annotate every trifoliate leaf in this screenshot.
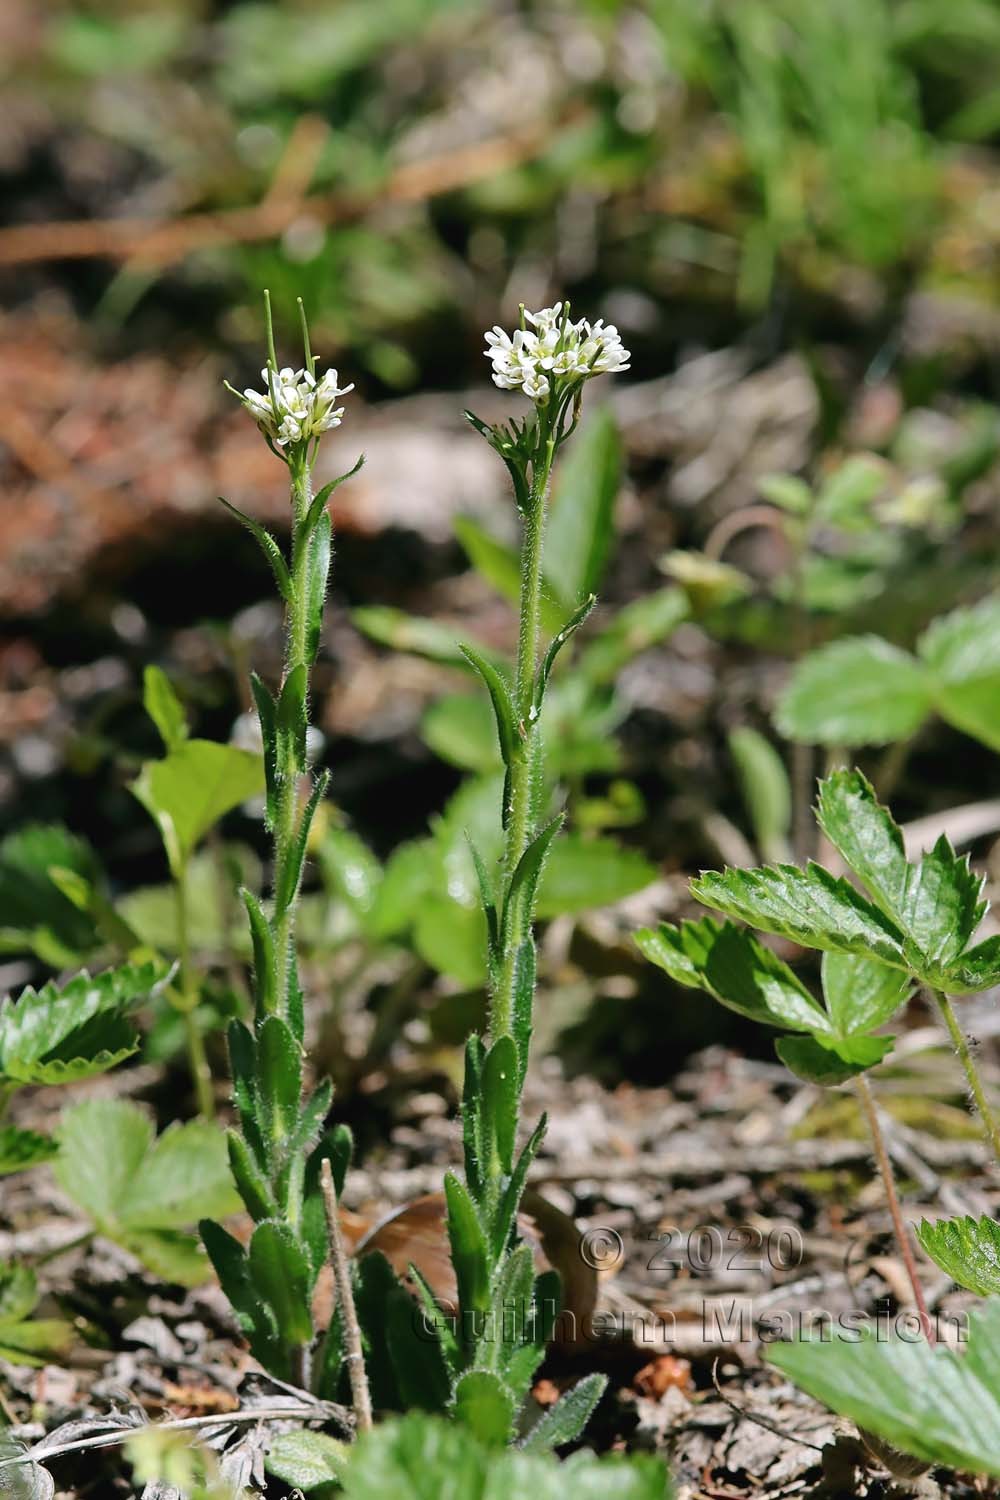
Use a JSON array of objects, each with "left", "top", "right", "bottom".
[
  {"left": 768, "top": 1298, "right": 1000, "bottom": 1477},
  {"left": 776, "top": 637, "right": 931, "bottom": 748},
  {"left": 690, "top": 863, "right": 907, "bottom": 968},
  {"left": 56, "top": 1098, "right": 239, "bottom": 1285},
  {"left": 916, "top": 1215, "right": 1000, "bottom": 1297},
  {"left": 0, "top": 963, "right": 159, "bottom": 1088},
  {"left": 636, "top": 918, "right": 828, "bottom": 1033}
]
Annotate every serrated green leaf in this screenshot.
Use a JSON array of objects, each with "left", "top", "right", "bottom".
[
  {"left": 131, "top": 740, "right": 264, "bottom": 875},
  {"left": 904, "top": 835, "right": 988, "bottom": 969},
  {"left": 636, "top": 917, "right": 829, "bottom": 1032},
  {"left": 691, "top": 862, "right": 907, "bottom": 968},
  {"left": 820, "top": 952, "right": 911, "bottom": 1037},
  {"left": 0, "top": 963, "right": 157, "bottom": 1088},
  {"left": 729, "top": 727, "right": 791, "bottom": 863},
  {"left": 535, "top": 835, "right": 655, "bottom": 918},
  {"left": 945, "top": 934, "right": 1000, "bottom": 993},
  {"left": 142, "top": 665, "right": 189, "bottom": 753},
  {"left": 916, "top": 1215, "right": 1000, "bottom": 1297},
  {"left": 776, "top": 637, "right": 931, "bottom": 748},
  {"left": 520, "top": 1372, "right": 607, "bottom": 1452},
  {"left": 265, "top": 1430, "right": 348, "bottom": 1491},
  {"left": 815, "top": 769, "right": 909, "bottom": 919},
  {"left": 545, "top": 406, "right": 621, "bottom": 607},
  {"left": 0, "top": 1125, "right": 57, "bottom": 1176},
  {"left": 453, "top": 1370, "right": 515, "bottom": 1448},
  {"left": 768, "top": 1298, "right": 1000, "bottom": 1477}
]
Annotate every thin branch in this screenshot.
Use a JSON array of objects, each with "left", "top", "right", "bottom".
[{"left": 320, "top": 1156, "right": 373, "bottom": 1433}]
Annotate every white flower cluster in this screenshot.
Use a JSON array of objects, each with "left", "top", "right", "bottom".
[
  {"left": 240, "top": 366, "right": 353, "bottom": 448},
  {"left": 484, "top": 304, "right": 630, "bottom": 402}
]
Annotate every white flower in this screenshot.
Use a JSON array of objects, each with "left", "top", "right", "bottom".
[
  {"left": 484, "top": 304, "right": 630, "bottom": 404},
  {"left": 237, "top": 364, "right": 354, "bottom": 447}
]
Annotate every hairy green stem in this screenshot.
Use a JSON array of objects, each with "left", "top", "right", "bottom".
[
  {"left": 932, "top": 987, "right": 1000, "bottom": 1163},
  {"left": 493, "top": 442, "right": 554, "bottom": 1042},
  {"left": 272, "top": 458, "right": 313, "bottom": 1019},
  {"left": 855, "top": 1074, "right": 934, "bottom": 1345},
  {"left": 175, "top": 858, "right": 214, "bottom": 1119}
]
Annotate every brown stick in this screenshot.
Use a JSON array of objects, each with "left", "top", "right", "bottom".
[
  {"left": 0, "top": 120, "right": 558, "bottom": 270},
  {"left": 855, "top": 1075, "right": 935, "bottom": 1344},
  {"left": 320, "top": 1157, "right": 373, "bottom": 1433}
]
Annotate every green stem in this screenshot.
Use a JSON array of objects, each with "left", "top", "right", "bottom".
[
  {"left": 175, "top": 857, "right": 214, "bottom": 1119},
  {"left": 933, "top": 987, "right": 1000, "bottom": 1164},
  {"left": 272, "top": 459, "right": 313, "bottom": 1019},
  {"left": 855, "top": 1075, "right": 934, "bottom": 1345},
  {"left": 492, "top": 441, "right": 554, "bottom": 1042}
]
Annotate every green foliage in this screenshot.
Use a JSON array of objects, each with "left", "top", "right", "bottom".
[
  {"left": 544, "top": 406, "right": 622, "bottom": 609},
  {"left": 0, "top": 1126, "right": 57, "bottom": 1177},
  {"left": 0, "top": 823, "right": 107, "bottom": 966},
  {"left": 690, "top": 770, "right": 1000, "bottom": 995},
  {"left": 57, "top": 1097, "right": 239, "bottom": 1285},
  {"left": 778, "top": 595, "right": 1000, "bottom": 749},
  {"left": 132, "top": 739, "right": 265, "bottom": 878},
  {"left": 0, "top": 1261, "right": 74, "bottom": 1366},
  {"left": 728, "top": 727, "right": 792, "bottom": 863},
  {"left": 768, "top": 1298, "right": 1000, "bottom": 1477},
  {"left": 636, "top": 918, "right": 906, "bottom": 1084},
  {"left": 338, "top": 1412, "right": 669, "bottom": 1499},
  {"left": 916, "top": 1215, "right": 1000, "bottom": 1297},
  {"left": 265, "top": 1429, "right": 348, "bottom": 1491}
]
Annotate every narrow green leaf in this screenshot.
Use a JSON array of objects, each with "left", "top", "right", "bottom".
[
  {"left": 354, "top": 605, "right": 494, "bottom": 670},
  {"left": 386, "top": 1285, "right": 452, "bottom": 1413},
  {"left": 444, "top": 1171, "right": 490, "bottom": 1328},
  {"left": 275, "top": 769, "right": 329, "bottom": 919},
  {"left": 301, "top": 454, "right": 365, "bottom": 538},
  {"left": 277, "top": 664, "right": 309, "bottom": 777},
  {"left": 199, "top": 1219, "right": 258, "bottom": 1338},
  {"left": 500, "top": 816, "right": 563, "bottom": 954},
  {"left": 248, "top": 1220, "right": 313, "bottom": 1349},
  {"left": 142, "top": 665, "right": 189, "bottom": 753},
  {"left": 757, "top": 472, "right": 812, "bottom": 514},
  {"left": 533, "top": 594, "right": 597, "bottom": 714},
  {"left": 520, "top": 1372, "right": 607, "bottom": 1452},
  {"left": 257, "top": 1014, "right": 302, "bottom": 1146},
  {"left": 492, "top": 1114, "right": 547, "bottom": 1263},
  {"left": 453, "top": 1371, "right": 515, "bottom": 1448},
  {"left": 579, "top": 587, "right": 688, "bottom": 684},
  {"left": 545, "top": 405, "right": 622, "bottom": 606},
  {"left": 481, "top": 1035, "right": 519, "bottom": 1177},
  {"left": 251, "top": 671, "right": 279, "bottom": 829},
  {"left": 218, "top": 496, "right": 291, "bottom": 601},
  {"left": 304, "top": 509, "right": 332, "bottom": 666},
  {"left": 459, "top": 644, "right": 518, "bottom": 768},
  {"left": 227, "top": 1129, "right": 277, "bottom": 1221},
  {"left": 729, "top": 727, "right": 791, "bottom": 863},
  {"left": 242, "top": 888, "right": 276, "bottom": 1017},
  {"left": 511, "top": 938, "right": 535, "bottom": 1089},
  {"left": 776, "top": 637, "right": 931, "bottom": 748},
  {"left": 916, "top": 1215, "right": 1000, "bottom": 1297},
  {"left": 455, "top": 517, "right": 566, "bottom": 636},
  {"left": 462, "top": 1035, "right": 486, "bottom": 1200}
]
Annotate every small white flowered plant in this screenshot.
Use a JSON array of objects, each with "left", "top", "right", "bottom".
[
  {"left": 225, "top": 293, "right": 353, "bottom": 463},
  {"left": 484, "top": 302, "right": 630, "bottom": 404}
]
